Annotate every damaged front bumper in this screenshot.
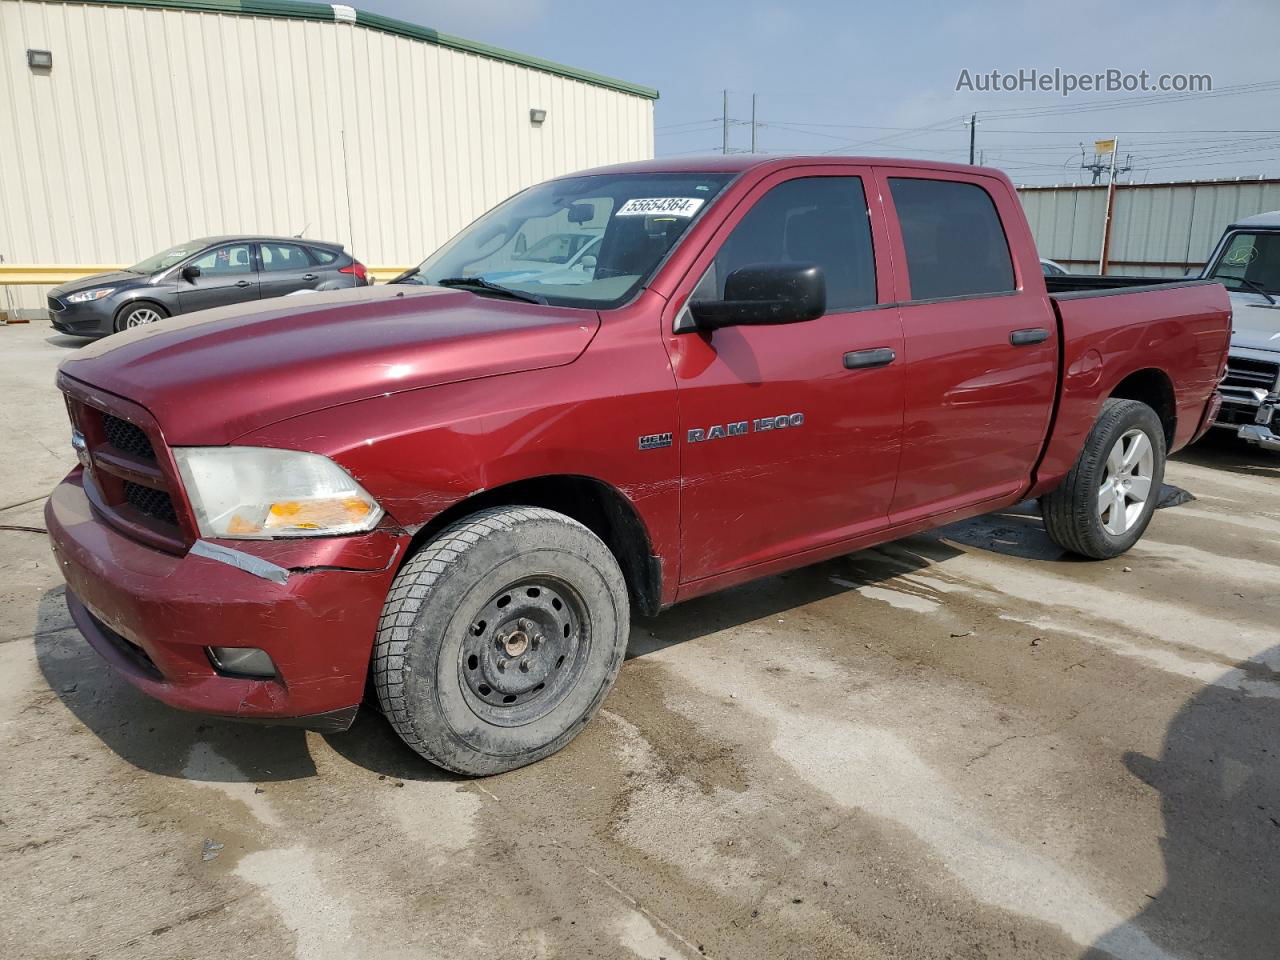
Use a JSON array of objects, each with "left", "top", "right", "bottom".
[
  {"left": 1238, "top": 394, "right": 1280, "bottom": 452},
  {"left": 46, "top": 469, "right": 408, "bottom": 730}
]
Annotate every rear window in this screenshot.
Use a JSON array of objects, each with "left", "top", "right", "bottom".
[
  {"left": 889, "top": 178, "right": 1015, "bottom": 300},
  {"left": 308, "top": 247, "right": 339, "bottom": 265}
]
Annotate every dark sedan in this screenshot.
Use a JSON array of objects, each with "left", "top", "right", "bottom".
[{"left": 47, "top": 236, "right": 370, "bottom": 338}]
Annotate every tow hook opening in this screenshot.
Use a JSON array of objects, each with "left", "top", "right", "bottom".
[{"left": 207, "top": 646, "right": 278, "bottom": 679}]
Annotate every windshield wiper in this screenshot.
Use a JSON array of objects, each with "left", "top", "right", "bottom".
[
  {"left": 1228, "top": 276, "right": 1277, "bottom": 304},
  {"left": 433, "top": 276, "right": 546, "bottom": 304},
  {"left": 389, "top": 267, "right": 421, "bottom": 284}
]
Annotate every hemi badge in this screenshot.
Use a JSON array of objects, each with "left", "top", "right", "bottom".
[{"left": 638, "top": 432, "right": 673, "bottom": 451}]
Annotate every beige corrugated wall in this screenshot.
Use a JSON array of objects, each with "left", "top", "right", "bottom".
[
  {"left": 1018, "top": 179, "right": 1280, "bottom": 277},
  {"left": 0, "top": 0, "right": 655, "bottom": 313}
]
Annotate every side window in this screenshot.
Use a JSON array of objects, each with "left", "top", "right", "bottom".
[
  {"left": 308, "top": 246, "right": 339, "bottom": 265},
  {"left": 260, "top": 242, "right": 313, "bottom": 272},
  {"left": 190, "top": 243, "right": 254, "bottom": 276},
  {"left": 699, "top": 177, "right": 877, "bottom": 312},
  {"left": 888, "top": 178, "right": 1015, "bottom": 300}
]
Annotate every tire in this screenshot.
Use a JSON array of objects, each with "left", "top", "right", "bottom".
[
  {"left": 114, "top": 301, "right": 168, "bottom": 333},
  {"left": 372, "top": 506, "right": 630, "bottom": 776},
  {"left": 1040, "top": 398, "right": 1166, "bottom": 559}
]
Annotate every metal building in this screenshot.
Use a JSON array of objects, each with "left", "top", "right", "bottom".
[
  {"left": 0, "top": 0, "right": 657, "bottom": 318},
  {"left": 1018, "top": 178, "right": 1280, "bottom": 277}
]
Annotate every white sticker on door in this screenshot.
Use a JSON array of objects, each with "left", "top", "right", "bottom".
[{"left": 615, "top": 197, "right": 705, "bottom": 217}]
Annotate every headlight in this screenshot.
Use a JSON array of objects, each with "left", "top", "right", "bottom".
[
  {"left": 172, "top": 447, "right": 383, "bottom": 539},
  {"left": 65, "top": 287, "right": 115, "bottom": 303}
]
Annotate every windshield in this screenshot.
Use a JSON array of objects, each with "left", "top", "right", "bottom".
[
  {"left": 400, "top": 173, "right": 733, "bottom": 307},
  {"left": 129, "top": 241, "right": 203, "bottom": 275},
  {"left": 1206, "top": 230, "right": 1280, "bottom": 294}
]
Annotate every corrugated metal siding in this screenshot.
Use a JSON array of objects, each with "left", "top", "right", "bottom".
[
  {"left": 1017, "top": 180, "right": 1280, "bottom": 277},
  {"left": 0, "top": 0, "right": 654, "bottom": 310}
]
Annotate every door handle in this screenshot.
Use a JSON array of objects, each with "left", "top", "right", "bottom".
[
  {"left": 1010, "top": 327, "right": 1050, "bottom": 346},
  {"left": 235, "top": 280, "right": 252, "bottom": 288},
  {"left": 303, "top": 273, "right": 317, "bottom": 281},
  {"left": 843, "top": 347, "right": 897, "bottom": 370}
]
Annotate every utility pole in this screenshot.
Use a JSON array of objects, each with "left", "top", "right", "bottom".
[
  {"left": 965, "top": 113, "right": 978, "bottom": 165},
  {"left": 750, "top": 94, "right": 757, "bottom": 153},
  {"left": 722, "top": 90, "right": 729, "bottom": 155},
  {"left": 1098, "top": 137, "right": 1120, "bottom": 275}
]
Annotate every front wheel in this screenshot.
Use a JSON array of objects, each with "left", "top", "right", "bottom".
[
  {"left": 372, "top": 506, "right": 630, "bottom": 775},
  {"left": 1040, "top": 398, "right": 1166, "bottom": 559},
  {"left": 114, "top": 302, "right": 168, "bottom": 332}
]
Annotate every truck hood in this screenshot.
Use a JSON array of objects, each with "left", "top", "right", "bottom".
[
  {"left": 58, "top": 285, "right": 601, "bottom": 444},
  {"left": 1228, "top": 291, "right": 1280, "bottom": 352}
]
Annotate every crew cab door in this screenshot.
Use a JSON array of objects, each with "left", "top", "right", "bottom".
[
  {"left": 176, "top": 242, "right": 262, "bottom": 313},
  {"left": 665, "top": 169, "right": 905, "bottom": 584},
  {"left": 875, "top": 169, "right": 1058, "bottom": 522}
]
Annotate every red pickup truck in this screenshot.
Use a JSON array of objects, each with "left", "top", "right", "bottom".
[{"left": 46, "top": 156, "right": 1229, "bottom": 775}]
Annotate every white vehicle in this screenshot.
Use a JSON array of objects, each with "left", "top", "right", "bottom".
[
  {"left": 1040, "top": 257, "right": 1070, "bottom": 276},
  {"left": 1201, "top": 211, "right": 1280, "bottom": 450}
]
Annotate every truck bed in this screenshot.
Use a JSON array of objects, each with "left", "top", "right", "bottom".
[
  {"left": 1045, "top": 274, "right": 1222, "bottom": 297},
  {"left": 1028, "top": 277, "right": 1232, "bottom": 498}
]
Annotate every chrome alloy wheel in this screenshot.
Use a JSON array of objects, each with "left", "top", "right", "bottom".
[
  {"left": 126, "top": 307, "right": 162, "bottom": 328},
  {"left": 1098, "top": 428, "right": 1154, "bottom": 536}
]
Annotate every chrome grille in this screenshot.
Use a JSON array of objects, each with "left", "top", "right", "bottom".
[{"left": 1222, "top": 356, "right": 1279, "bottom": 392}]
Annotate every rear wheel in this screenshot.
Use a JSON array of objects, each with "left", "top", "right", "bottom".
[
  {"left": 1041, "top": 398, "right": 1166, "bottom": 559},
  {"left": 372, "top": 506, "right": 629, "bottom": 776},
  {"left": 114, "top": 302, "right": 167, "bottom": 332}
]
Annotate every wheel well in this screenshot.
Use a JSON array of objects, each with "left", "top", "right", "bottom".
[
  {"left": 405, "top": 476, "right": 663, "bottom": 616},
  {"left": 114, "top": 299, "right": 169, "bottom": 324},
  {"left": 1110, "top": 368, "right": 1176, "bottom": 447}
]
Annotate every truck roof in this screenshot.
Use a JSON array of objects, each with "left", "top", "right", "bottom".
[
  {"left": 560, "top": 154, "right": 1012, "bottom": 180},
  {"left": 1228, "top": 210, "right": 1280, "bottom": 229}
]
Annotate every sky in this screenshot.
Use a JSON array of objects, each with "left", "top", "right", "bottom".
[{"left": 361, "top": 0, "right": 1280, "bottom": 185}]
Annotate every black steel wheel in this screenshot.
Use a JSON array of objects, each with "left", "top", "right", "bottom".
[
  {"left": 372, "top": 506, "right": 629, "bottom": 776},
  {"left": 458, "top": 576, "right": 589, "bottom": 727}
]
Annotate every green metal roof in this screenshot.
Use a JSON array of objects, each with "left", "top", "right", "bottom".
[{"left": 73, "top": 0, "right": 660, "bottom": 99}]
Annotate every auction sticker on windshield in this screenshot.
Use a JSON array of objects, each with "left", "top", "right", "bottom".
[{"left": 615, "top": 197, "right": 705, "bottom": 217}]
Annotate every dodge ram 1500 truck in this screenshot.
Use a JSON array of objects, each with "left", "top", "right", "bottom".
[{"left": 46, "top": 156, "right": 1230, "bottom": 775}]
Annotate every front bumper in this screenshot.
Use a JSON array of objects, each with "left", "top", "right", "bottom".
[
  {"left": 1238, "top": 394, "right": 1280, "bottom": 452},
  {"left": 48, "top": 296, "right": 114, "bottom": 337},
  {"left": 46, "top": 469, "right": 407, "bottom": 728}
]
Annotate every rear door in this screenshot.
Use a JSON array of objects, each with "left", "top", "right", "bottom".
[
  {"left": 176, "top": 242, "right": 261, "bottom": 313},
  {"left": 876, "top": 169, "right": 1058, "bottom": 523},
  {"left": 665, "top": 168, "right": 906, "bottom": 583},
  {"left": 259, "top": 241, "right": 324, "bottom": 298}
]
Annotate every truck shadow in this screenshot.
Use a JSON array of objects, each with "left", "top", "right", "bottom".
[
  {"left": 1081, "top": 646, "right": 1280, "bottom": 960},
  {"left": 30, "top": 585, "right": 459, "bottom": 784},
  {"left": 24, "top": 488, "right": 1196, "bottom": 788},
  {"left": 626, "top": 536, "right": 966, "bottom": 658},
  {"left": 34, "top": 542, "right": 972, "bottom": 782}
]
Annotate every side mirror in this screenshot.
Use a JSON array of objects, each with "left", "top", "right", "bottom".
[
  {"left": 687, "top": 263, "right": 825, "bottom": 331},
  {"left": 181, "top": 264, "right": 201, "bottom": 282},
  {"left": 578, "top": 254, "right": 597, "bottom": 272}
]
